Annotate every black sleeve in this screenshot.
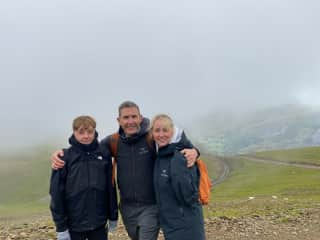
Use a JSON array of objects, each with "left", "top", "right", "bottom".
[
  {"left": 100, "top": 136, "right": 118, "bottom": 220},
  {"left": 106, "top": 158, "right": 118, "bottom": 221},
  {"left": 178, "top": 131, "right": 200, "bottom": 157},
  {"left": 170, "top": 152, "right": 199, "bottom": 206},
  {"left": 100, "top": 136, "right": 112, "bottom": 155},
  {"left": 49, "top": 151, "right": 68, "bottom": 232}
]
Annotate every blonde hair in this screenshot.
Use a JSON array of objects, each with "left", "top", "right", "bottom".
[
  {"left": 72, "top": 115, "right": 96, "bottom": 131},
  {"left": 150, "top": 114, "right": 174, "bottom": 131}
]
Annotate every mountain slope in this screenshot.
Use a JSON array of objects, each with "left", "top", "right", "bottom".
[
  {"left": 190, "top": 105, "right": 320, "bottom": 154},
  {"left": 0, "top": 145, "right": 53, "bottom": 216}
]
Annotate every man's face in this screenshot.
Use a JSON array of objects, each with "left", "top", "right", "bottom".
[
  {"left": 73, "top": 126, "right": 95, "bottom": 145},
  {"left": 117, "top": 107, "right": 143, "bottom": 136}
]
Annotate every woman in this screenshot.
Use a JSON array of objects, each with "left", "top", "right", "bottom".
[{"left": 150, "top": 114, "right": 206, "bottom": 240}]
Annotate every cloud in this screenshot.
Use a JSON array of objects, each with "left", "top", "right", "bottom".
[{"left": 0, "top": 0, "right": 320, "bottom": 148}]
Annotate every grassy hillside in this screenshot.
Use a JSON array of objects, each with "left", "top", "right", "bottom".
[
  {"left": 214, "top": 157, "right": 320, "bottom": 200},
  {"left": 0, "top": 151, "right": 222, "bottom": 217},
  {"left": 205, "top": 151, "right": 320, "bottom": 217},
  {"left": 253, "top": 146, "right": 320, "bottom": 165},
  {"left": 0, "top": 145, "right": 54, "bottom": 216},
  {"left": 1, "top": 144, "right": 319, "bottom": 220},
  {"left": 201, "top": 154, "right": 224, "bottom": 181}
]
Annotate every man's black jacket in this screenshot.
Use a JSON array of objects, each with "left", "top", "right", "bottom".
[{"left": 100, "top": 118, "right": 197, "bottom": 206}]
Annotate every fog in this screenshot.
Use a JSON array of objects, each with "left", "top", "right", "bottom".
[{"left": 1, "top": 0, "right": 320, "bottom": 149}]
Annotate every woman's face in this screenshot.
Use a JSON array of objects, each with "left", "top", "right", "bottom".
[{"left": 152, "top": 119, "right": 174, "bottom": 147}]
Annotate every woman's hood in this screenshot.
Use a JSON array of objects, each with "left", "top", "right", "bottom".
[{"left": 170, "top": 126, "right": 183, "bottom": 144}]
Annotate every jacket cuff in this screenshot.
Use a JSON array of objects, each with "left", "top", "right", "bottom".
[
  {"left": 108, "top": 209, "right": 118, "bottom": 221},
  {"left": 56, "top": 222, "right": 68, "bottom": 232}
]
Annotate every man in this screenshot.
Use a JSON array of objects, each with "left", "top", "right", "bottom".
[{"left": 51, "top": 101, "right": 199, "bottom": 240}]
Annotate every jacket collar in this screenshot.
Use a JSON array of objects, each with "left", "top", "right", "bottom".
[
  {"left": 118, "top": 117, "right": 150, "bottom": 144},
  {"left": 68, "top": 132, "right": 99, "bottom": 152}
]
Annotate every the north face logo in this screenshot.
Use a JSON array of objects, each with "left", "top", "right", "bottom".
[
  {"left": 161, "top": 169, "right": 169, "bottom": 178},
  {"left": 138, "top": 147, "right": 149, "bottom": 155}
]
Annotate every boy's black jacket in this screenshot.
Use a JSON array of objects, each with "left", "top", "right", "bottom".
[{"left": 50, "top": 133, "right": 118, "bottom": 232}]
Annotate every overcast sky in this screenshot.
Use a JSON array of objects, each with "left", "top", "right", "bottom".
[{"left": 1, "top": 0, "right": 320, "bottom": 149}]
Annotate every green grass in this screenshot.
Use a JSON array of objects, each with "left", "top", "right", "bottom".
[
  {"left": 254, "top": 146, "right": 320, "bottom": 165},
  {"left": 0, "top": 145, "right": 54, "bottom": 216},
  {"left": 215, "top": 157, "right": 320, "bottom": 199},
  {"left": 201, "top": 154, "right": 223, "bottom": 181},
  {"left": 1, "top": 145, "right": 320, "bottom": 220},
  {"left": 204, "top": 156, "right": 320, "bottom": 218},
  {"left": 0, "top": 202, "right": 50, "bottom": 217}
]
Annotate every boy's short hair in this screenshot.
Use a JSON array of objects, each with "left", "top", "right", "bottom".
[{"left": 72, "top": 116, "right": 96, "bottom": 131}]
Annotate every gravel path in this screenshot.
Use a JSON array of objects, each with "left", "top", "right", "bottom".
[
  {"left": 1, "top": 207, "right": 319, "bottom": 240},
  {"left": 240, "top": 155, "right": 320, "bottom": 170}
]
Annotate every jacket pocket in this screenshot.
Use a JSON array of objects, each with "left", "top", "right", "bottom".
[
  {"left": 66, "top": 192, "right": 87, "bottom": 224},
  {"left": 66, "top": 161, "right": 88, "bottom": 198},
  {"left": 89, "top": 159, "right": 108, "bottom": 191}
]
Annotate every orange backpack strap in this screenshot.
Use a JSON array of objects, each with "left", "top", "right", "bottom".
[
  {"left": 109, "top": 133, "right": 119, "bottom": 187},
  {"left": 197, "top": 158, "right": 212, "bottom": 205}
]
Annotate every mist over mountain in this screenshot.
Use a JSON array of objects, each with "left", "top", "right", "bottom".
[
  {"left": 1, "top": 0, "right": 320, "bottom": 151},
  {"left": 189, "top": 105, "right": 320, "bottom": 154}
]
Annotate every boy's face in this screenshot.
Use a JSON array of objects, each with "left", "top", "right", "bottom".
[
  {"left": 74, "top": 126, "right": 95, "bottom": 145},
  {"left": 117, "top": 107, "right": 143, "bottom": 136}
]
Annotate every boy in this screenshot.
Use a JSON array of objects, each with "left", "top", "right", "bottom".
[{"left": 50, "top": 116, "right": 118, "bottom": 240}]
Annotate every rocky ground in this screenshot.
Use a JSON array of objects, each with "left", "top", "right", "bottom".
[{"left": 0, "top": 207, "right": 319, "bottom": 240}]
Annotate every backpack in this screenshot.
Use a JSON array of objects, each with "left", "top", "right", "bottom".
[
  {"left": 108, "top": 133, "right": 119, "bottom": 187},
  {"left": 108, "top": 132, "right": 212, "bottom": 205},
  {"left": 196, "top": 158, "right": 212, "bottom": 205}
]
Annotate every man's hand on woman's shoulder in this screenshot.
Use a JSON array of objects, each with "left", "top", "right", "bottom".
[{"left": 180, "top": 148, "right": 198, "bottom": 167}]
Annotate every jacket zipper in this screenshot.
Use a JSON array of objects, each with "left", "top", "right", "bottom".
[
  {"left": 86, "top": 152, "right": 94, "bottom": 230},
  {"left": 132, "top": 145, "right": 137, "bottom": 202},
  {"left": 156, "top": 157, "right": 161, "bottom": 209}
]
